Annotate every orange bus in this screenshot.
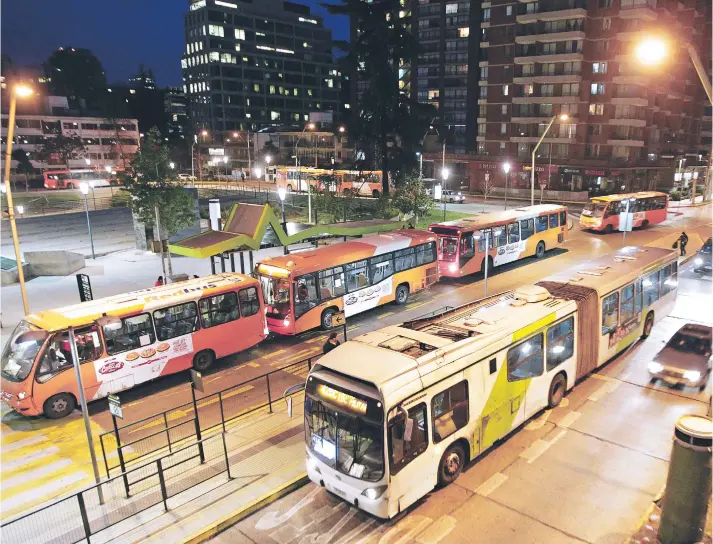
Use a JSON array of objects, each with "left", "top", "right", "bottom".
[
  {"left": 43, "top": 168, "right": 123, "bottom": 190},
  {"left": 0, "top": 274, "right": 267, "bottom": 419},
  {"left": 275, "top": 167, "right": 385, "bottom": 198},
  {"left": 256, "top": 230, "right": 439, "bottom": 335},
  {"left": 429, "top": 204, "right": 568, "bottom": 278},
  {"left": 580, "top": 191, "right": 668, "bottom": 233}
]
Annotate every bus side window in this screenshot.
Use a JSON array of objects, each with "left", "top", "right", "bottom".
[
  {"left": 104, "top": 313, "right": 155, "bottom": 354},
  {"left": 493, "top": 226, "right": 507, "bottom": 248},
  {"left": 507, "top": 223, "right": 520, "bottom": 244},
  {"left": 294, "top": 274, "right": 319, "bottom": 318},
  {"left": 477, "top": 230, "right": 494, "bottom": 252},
  {"left": 549, "top": 214, "right": 559, "bottom": 229},
  {"left": 643, "top": 270, "right": 661, "bottom": 306},
  {"left": 620, "top": 283, "right": 636, "bottom": 323},
  {"left": 153, "top": 302, "right": 198, "bottom": 341},
  {"left": 199, "top": 291, "right": 240, "bottom": 328},
  {"left": 535, "top": 216, "right": 549, "bottom": 233},
  {"left": 416, "top": 242, "right": 436, "bottom": 265},
  {"left": 661, "top": 263, "right": 677, "bottom": 295},
  {"left": 559, "top": 210, "right": 566, "bottom": 226},
  {"left": 460, "top": 233, "right": 475, "bottom": 258},
  {"left": 37, "top": 332, "right": 74, "bottom": 381},
  {"left": 389, "top": 403, "right": 428, "bottom": 474},
  {"left": 601, "top": 291, "right": 619, "bottom": 334},
  {"left": 520, "top": 218, "right": 534, "bottom": 240},
  {"left": 369, "top": 255, "right": 393, "bottom": 284},
  {"left": 507, "top": 334, "right": 544, "bottom": 381},
  {"left": 546, "top": 317, "right": 574, "bottom": 371},
  {"left": 431, "top": 381, "right": 468, "bottom": 443},
  {"left": 346, "top": 260, "right": 370, "bottom": 292},
  {"left": 394, "top": 247, "right": 416, "bottom": 272},
  {"left": 635, "top": 278, "right": 643, "bottom": 315},
  {"left": 319, "top": 266, "right": 347, "bottom": 299}
]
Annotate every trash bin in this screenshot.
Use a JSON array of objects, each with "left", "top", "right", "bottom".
[{"left": 659, "top": 414, "right": 712, "bottom": 544}]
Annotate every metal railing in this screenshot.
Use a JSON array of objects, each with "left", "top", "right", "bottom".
[
  {"left": 99, "top": 356, "right": 317, "bottom": 477},
  {"left": 1, "top": 433, "right": 232, "bottom": 544}
]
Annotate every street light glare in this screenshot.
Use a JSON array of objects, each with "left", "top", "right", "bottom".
[
  {"left": 503, "top": 162, "right": 511, "bottom": 174},
  {"left": 277, "top": 187, "right": 287, "bottom": 201},
  {"left": 636, "top": 38, "right": 667, "bottom": 65},
  {"left": 254, "top": 167, "right": 262, "bottom": 178},
  {"left": 338, "top": 126, "right": 345, "bottom": 133},
  {"left": 307, "top": 123, "right": 316, "bottom": 130},
  {"left": 79, "top": 182, "right": 89, "bottom": 195},
  {"left": 200, "top": 130, "right": 208, "bottom": 136},
  {"left": 265, "top": 155, "right": 272, "bottom": 164},
  {"left": 442, "top": 168, "right": 450, "bottom": 180},
  {"left": 559, "top": 114, "right": 569, "bottom": 121},
  {"left": 14, "top": 85, "right": 33, "bottom": 98}
]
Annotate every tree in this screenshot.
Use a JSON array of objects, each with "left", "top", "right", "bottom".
[
  {"left": 323, "top": 0, "right": 435, "bottom": 194},
  {"left": 261, "top": 141, "right": 279, "bottom": 162},
  {"left": 479, "top": 173, "right": 495, "bottom": 211},
  {"left": 392, "top": 171, "right": 434, "bottom": 224},
  {"left": 37, "top": 133, "right": 86, "bottom": 174},
  {"left": 44, "top": 47, "right": 107, "bottom": 108},
  {"left": 121, "top": 128, "right": 196, "bottom": 279},
  {"left": 12, "top": 149, "right": 35, "bottom": 191}
]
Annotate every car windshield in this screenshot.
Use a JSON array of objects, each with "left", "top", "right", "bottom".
[
  {"left": 258, "top": 275, "right": 291, "bottom": 316},
  {"left": 667, "top": 331, "right": 712, "bottom": 357},
  {"left": 701, "top": 238, "right": 712, "bottom": 254},
  {"left": 306, "top": 395, "right": 384, "bottom": 482},
  {"left": 583, "top": 202, "right": 608, "bottom": 217},
  {"left": 438, "top": 236, "right": 459, "bottom": 260},
  {"left": 1, "top": 321, "right": 47, "bottom": 382}
]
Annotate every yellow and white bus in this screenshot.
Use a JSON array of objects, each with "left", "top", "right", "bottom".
[{"left": 304, "top": 246, "right": 678, "bottom": 518}]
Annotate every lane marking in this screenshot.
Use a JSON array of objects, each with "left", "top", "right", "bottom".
[
  {"left": 589, "top": 379, "right": 622, "bottom": 402},
  {"left": 128, "top": 409, "right": 191, "bottom": 433},
  {"left": 333, "top": 519, "right": 377, "bottom": 544},
  {"left": 2, "top": 446, "right": 59, "bottom": 471},
  {"left": 1, "top": 434, "right": 46, "bottom": 453},
  {"left": 1, "top": 472, "right": 88, "bottom": 511},
  {"left": 525, "top": 409, "right": 552, "bottom": 431},
  {"left": 415, "top": 515, "right": 457, "bottom": 544},
  {"left": 261, "top": 349, "right": 287, "bottom": 360},
  {"left": 255, "top": 485, "right": 322, "bottom": 531},
  {"left": 559, "top": 411, "right": 581, "bottom": 429},
  {"left": 475, "top": 472, "right": 508, "bottom": 497},
  {"left": 1, "top": 459, "right": 73, "bottom": 491},
  {"left": 525, "top": 430, "right": 568, "bottom": 464},
  {"left": 378, "top": 311, "right": 395, "bottom": 319}
]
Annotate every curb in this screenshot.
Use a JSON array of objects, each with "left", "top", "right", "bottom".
[{"left": 181, "top": 473, "right": 310, "bottom": 544}]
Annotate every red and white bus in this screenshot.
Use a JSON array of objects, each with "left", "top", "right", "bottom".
[
  {"left": 43, "top": 169, "right": 122, "bottom": 190},
  {"left": 275, "top": 167, "right": 386, "bottom": 198},
  {"left": 429, "top": 204, "right": 568, "bottom": 277},
  {"left": 1, "top": 274, "right": 267, "bottom": 419},
  {"left": 580, "top": 191, "right": 668, "bottom": 233}
]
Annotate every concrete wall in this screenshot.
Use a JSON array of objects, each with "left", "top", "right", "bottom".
[
  {"left": 1, "top": 264, "right": 30, "bottom": 286},
  {"left": 24, "top": 251, "right": 85, "bottom": 276},
  {"left": 491, "top": 187, "right": 590, "bottom": 203}
]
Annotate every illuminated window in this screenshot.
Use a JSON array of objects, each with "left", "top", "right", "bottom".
[
  {"left": 503, "top": 84, "right": 509, "bottom": 96},
  {"left": 208, "top": 25, "right": 224, "bottom": 37},
  {"left": 446, "top": 3, "right": 458, "bottom": 13},
  {"left": 220, "top": 53, "right": 236, "bottom": 64},
  {"left": 269, "top": 85, "right": 276, "bottom": 94},
  {"left": 271, "top": 111, "right": 280, "bottom": 120},
  {"left": 209, "top": 51, "right": 220, "bottom": 62},
  {"left": 235, "top": 29, "right": 246, "bottom": 40},
  {"left": 293, "top": 88, "right": 298, "bottom": 96},
  {"left": 181, "top": 59, "right": 188, "bottom": 69},
  {"left": 308, "top": 89, "right": 313, "bottom": 96},
  {"left": 458, "top": 28, "right": 469, "bottom": 38},
  {"left": 235, "top": 44, "right": 241, "bottom": 52},
  {"left": 326, "top": 78, "right": 334, "bottom": 88},
  {"left": 253, "top": 83, "right": 260, "bottom": 92}
]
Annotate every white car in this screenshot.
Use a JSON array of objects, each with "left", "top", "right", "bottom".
[
  {"left": 177, "top": 173, "right": 196, "bottom": 181},
  {"left": 439, "top": 190, "right": 465, "bottom": 203}
]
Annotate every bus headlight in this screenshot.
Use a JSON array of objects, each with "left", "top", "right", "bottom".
[
  {"left": 17, "top": 392, "right": 26, "bottom": 400},
  {"left": 695, "top": 258, "right": 703, "bottom": 266},
  {"left": 648, "top": 362, "right": 664, "bottom": 374},
  {"left": 283, "top": 318, "right": 290, "bottom": 327},
  {"left": 362, "top": 485, "right": 387, "bottom": 500},
  {"left": 449, "top": 263, "right": 457, "bottom": 273},
  {"left": 683, "top": 370, "right": 701, "bottom": 382}
]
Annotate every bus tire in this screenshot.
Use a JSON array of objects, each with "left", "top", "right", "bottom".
[
  {"left": 44, "top": 393, "right": 76, "bottom": 419},
  {"left": 536, "top": 241, "right": 546, "bottom": 259},
  {"left": 394, "top": 284, "right": 409, "bottom": 305},
  {"left": 437, "top": 442, "right": 465, "bottom": 486},
  {"left": 641, "top": 311, "right": 654, "bottom": 339},
  {"left": 605, "top": 224, "right": 614, "bottom": 234},
  {"left": 547, "top": 372, "right": 567, "bottom": 408},
  {"left": 66, "top": 183, "right": 75, "bottom": 190},
  {"left": 372, "top": 189, "right": 380, "bottom": 198},
  {"left": 481, "top": 256, "right": 494, "bottom": 274},
  {"left": 321, "top": 307, "right": 338, "bottom": 330},
  {"left": 641, "top": 219, "right": 649, "bottom": 228},
  {"left": 193, "top": 349, "right": 216, "bottom": 372}
]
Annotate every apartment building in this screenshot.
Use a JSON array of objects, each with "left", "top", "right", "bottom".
[
  {"left": 182, "top": 0, "right": 341, "bottom": 139},
  {"left": 422, "top": 0, "right": 711, "bottom": 194}
]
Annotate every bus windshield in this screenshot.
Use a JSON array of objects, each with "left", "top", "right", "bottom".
[
  {"left": 258, "top": 275, "right": 291, "bottom": 314},
  {"left": 583, "top": 202, "right": 608, "bottom": 217},
  {"left": 306, "top": 395, "right": 384, "bottom": 482},
  {"left": 1, "top": 321, "right": 47, "bottom": 382}
]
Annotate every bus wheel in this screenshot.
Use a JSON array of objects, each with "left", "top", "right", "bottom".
[
  {"left": 372, "top": 190, "right": 380, "bottom": 198},
  {"left": 641, "top": 219, "right": 649, "bottom": 228},
  {"left": 641, "top": 312, "right": 654, "bottom": 339},
  {"left": 605, "top": 224, "right": 614, "bottom": 234},
  {"left": 481, "top": 256, "right": 494, "bottom": 274},
  {"left": 193, "top": 349, "right": 215, "bottom": 372},
  {"left": 548, "top": 373, "right": 567, "bottom": 408},
  {"left": 438, "top": 443, "right": 465, "bottom": 486},
  {"left": 321, "top": 308, "right": 336, "bottom": 330},
  {"left": 536, "top": 241, "right": 546, "bottom": 259},
  {"left": 66, "top": 183, "right": 75, "bottom": 190},
  {"left": 44, "top": 393, "right": 76, "bottom": 419},
  {"left": 394, "top": 284, "right": 409, "bottom": 305}
]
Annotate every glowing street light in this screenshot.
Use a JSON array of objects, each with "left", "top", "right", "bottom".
[
  {"left": 84, "top": 157, "right": 91, "bottom": 166},
  {"left": 635, "top": 38, "right": 667, "bottom": 66},
  {"left": 105, "top": 165, "right": 112, "bottom": 173},
  {"left": 530, "top": 114, "right": 569, "bottom": 205},
  {"left": 169, "top": 162, "right": 175, "bottom": 169}
]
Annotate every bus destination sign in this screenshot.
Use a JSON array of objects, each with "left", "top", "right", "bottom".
[{"left": 317, "top": 384, "right": 368, "bottom": 415}]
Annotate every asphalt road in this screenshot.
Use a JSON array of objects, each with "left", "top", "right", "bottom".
[{"left": 210, "top": 258, "right": 712, "bottom": 544}]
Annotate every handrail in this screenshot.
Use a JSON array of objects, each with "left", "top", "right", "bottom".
[{"left": 284, "top": 383, "right": 306, "bottom": 398}]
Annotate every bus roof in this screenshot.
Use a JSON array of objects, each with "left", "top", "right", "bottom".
[
  {"left": 429, "top": 204, "right": 565, "bottom": 233},
  {"left": 314, "top": 284, "right": 577, "bottom": 406},
  {"left": 591, "top": 191, "right": 667, "bottom": 203},
  {"left": 257, "top": 230, "right": 436, "bottom": 276},
  {"left": 26, "top": 273, "right": 257, "bottom": 332},
  {"left": 537, "top": 246, "right": 677, "bottom": 296}
]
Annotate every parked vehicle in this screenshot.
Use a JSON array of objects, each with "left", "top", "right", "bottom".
[
  {"left": 648, "top": 324, "right": 712, "bottom": 390},
  {"left": 694, "top": 237, "right": 712, "bottom": 275},
  {"left": 437, "top": 190, "right": 465, "bottom": 203},
  {"left": 177, "top": 173, "right": 197, "bottom": 181}
]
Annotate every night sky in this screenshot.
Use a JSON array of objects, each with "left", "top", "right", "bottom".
[{"left": 1, "top": 0, "right": 349, "bottom": 88}]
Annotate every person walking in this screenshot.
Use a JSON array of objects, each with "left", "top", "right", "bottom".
[
  {"left": 678, "top": 231, "right": 689, "bottom": 256},
  {"left": 323, "top": 332, "right": 340, "bottom": 354},
  {"left": 155, "top": 276, "right": 164, "bottom": 287}
]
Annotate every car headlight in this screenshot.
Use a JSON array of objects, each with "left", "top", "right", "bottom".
[
  {"left": 648, "top": 362, "right": 664, "bottom": 373},
  {"left": 695, "top": 258, "right": 703, "bottom": 266},
  {"left": 17, "top": 392, "right": 26, "bottom": 400},
  {"left": 683, "top": 370, "right": 701, "bottom": 382},
  {"left": 362, "top": 485, "right": 387, "bottom": 500}
]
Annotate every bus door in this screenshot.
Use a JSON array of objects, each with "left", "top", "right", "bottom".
[{"left": 459, "top": 231, "right": 476, "bottom": 271}]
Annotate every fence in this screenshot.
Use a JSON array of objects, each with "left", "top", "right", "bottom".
[
  {"left": 0, "top": 433, "right": 232, "bottom": 544},
  {"left": 4, "top": 194, "right": 130, "bottom": 218},
  {"left": 99, "top": 356, "right": 317, "bottom": 477}
]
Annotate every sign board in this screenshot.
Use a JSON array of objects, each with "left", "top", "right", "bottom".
[
  {"left": 539, "top": 183, "right": 547, "bottom": 190},
  {"left": 433, "top": 184, "right": 442, "bottom": 201},
  {"left": 208, "top": 147, "right": 225, "bottom": 156},
  {"left": 108, "top": 394, "right": 123, "bottom": 419},
  {"left": 76, "top": 274, "right": 93, "bottom": 302},
  {"left": 333, "top": 312, "right": 346, "bottom": 327},
  {"left": 619, "top": 200, "right": 634, "bottom": 232},
  {"left": 190, "top": 369, "right": 204, "bottom": 393}
]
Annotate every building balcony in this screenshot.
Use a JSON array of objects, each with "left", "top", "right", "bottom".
[
  {"left": 613, "top": 75, "right": 648, "bottom": 86},
  {"left": 611, "top": 97, "right": 649, "bottom": 107},
  {"left": 513, "top": 73, "right": 582, "bottom": 84},
  {"left": 515, "top": 52, "right": 583, "bottom": 64},
  {"left": 513, "top": 95, "right": 581, "bottom": 104},
  {"left": 516, "top": 1, "right": 587, "bottom": 23},
  {"left": 512, "top": 116, "right": 562, "bottom": 123},
  {"left": 619, "top": 2, "right": 657, "bottom": 21},
  {"left": 609, "top": 118, "right": 647, "bottom": 127},
  {"left": 607, "top": 138, "right": 645, "bottom": 147},
  {"left": 515, "top": 30, "right": 585, "bottom": 44},
  {"left": 510, "top": 135, "right": 576, "bottom": 143}
]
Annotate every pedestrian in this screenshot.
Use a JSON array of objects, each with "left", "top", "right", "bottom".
[
  {"left": 323, "top": 332, "right": 340, "bottom": 354},
  {"left": 155, "top": 275, "right": 164, "bottom": 287},
  {"left": 678, "top": 231, "right": 689, "bottom": 256}
]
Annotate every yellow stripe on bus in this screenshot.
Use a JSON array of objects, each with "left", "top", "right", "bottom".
[{"left": 512, "top": 312, "right": 557, "bottom": 342}]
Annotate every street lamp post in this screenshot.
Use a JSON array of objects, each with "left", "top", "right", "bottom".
[
  {"left": 191, "top": 130, "right": 208, "bottom": 181},
  {"left": 3, "top": 84, "right": 34, "bottom": 315},
  {"left": 531, "top": 114, "right": 568, "bottom": 206},
  {"left": 416, "top": 152, "right": 423, "bottom": 179},
  {"left": 277, "top": 187, "right": 288, "bottom": 254},
  {"left": 79, "top": 182, "right": 96, "bottom": 259},
  {"left": 503, "top": 162, "right": 511, "bottom": 210},
  {"left": 295, "top": 123, "right": 316, "bottom": 223},
  {"left": 442, "top": 167, "right": 450, "bottom": 221}
]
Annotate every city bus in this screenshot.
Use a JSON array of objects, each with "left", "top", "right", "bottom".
[
  {"left": 0, "top": 274, "right": 267, "bottom": 419},
  {"left": 43, "top": 168, "right": 122, "bottom": 190},
  {"left": 580, "top": 191, "right": 668, "bottom": 233},
  {"left": 275, "top": 167, "right": 385, "bottom": 198},
  {"left": 429, "top": 204, "right": 568, "bottom": 277},
  {"left": 256, "top": 230, "right": 439, "bottom": 335},
  {"left": 304, "top": 246, "right": 678, "bottom": 518}
]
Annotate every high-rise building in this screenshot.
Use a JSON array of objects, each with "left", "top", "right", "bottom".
[
  {"left": 419, "top": 0, "right": 711, "bottom": 194},
  {"left": 165, "top": 86, "right": 190, "bottom": 138},
  {"left": 182, "top": 0, "right": 341, "bottom": 141}
]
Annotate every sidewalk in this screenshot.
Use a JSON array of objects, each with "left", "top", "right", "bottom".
[{"left": 628, "top": 492, "right": 711, "bottom": 544}]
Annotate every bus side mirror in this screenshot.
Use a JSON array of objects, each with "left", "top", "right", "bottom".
[{"left": 404, "top": 417, "right": 415, "bottom": 442}]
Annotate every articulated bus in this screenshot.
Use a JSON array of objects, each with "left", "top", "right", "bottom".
[
  {"left": 256, "top": 230, "right": 439, "bottom": 335},
  {"left": 429, "top": 204, "right": 568, "bottom": 277},
  {"left": 275, "top": 167, "right": 385, "bottom": 198},
  {"left": 580, "top": 191, "right": 668, "bottom": 233},
  {"left": 43, "top": 168, "right": 123, "bottom": 190},
  {"left": 1, "top": 274, "right": 267, "bottom": 419},
  {"left": 304, "top": 246, "right": 678, "bottom": 518}
]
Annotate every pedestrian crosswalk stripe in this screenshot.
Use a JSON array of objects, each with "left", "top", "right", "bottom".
[
  {"left": 1, "top": 459, "right": 73, "bottom": 491},
  {"left": 3, "top": 446, "right": 60, "bottom": 471},
  {"left": 1, "top": 472, "right": 88, "bottom": 512},
  {"left": 1, "top": 434, "right": 47, "bottom": 453}
]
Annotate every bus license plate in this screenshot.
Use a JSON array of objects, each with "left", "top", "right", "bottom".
[{"left": 329, "top": 484, "right": 346, "bottom": 498}]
